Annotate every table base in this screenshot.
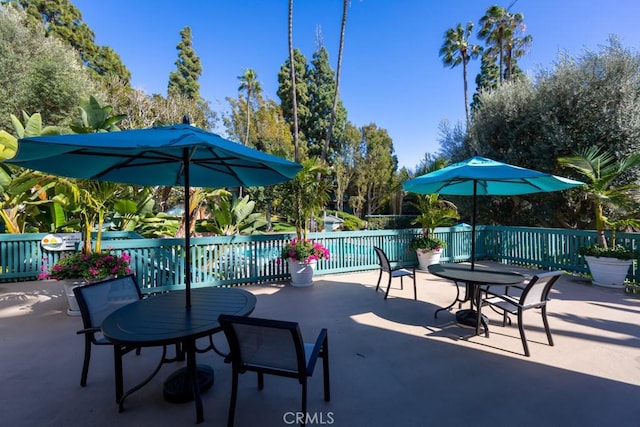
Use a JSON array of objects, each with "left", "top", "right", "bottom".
[
  {"left": 455, "top": 309, "right": 489, "bottom": 336},
  {"left": 163, "top": 365, "right": 214, "bottom": 403}
]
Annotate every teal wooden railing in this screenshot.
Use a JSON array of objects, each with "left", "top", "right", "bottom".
[{"left": 1, "top": 226, "right": 638, "bottom": 292}]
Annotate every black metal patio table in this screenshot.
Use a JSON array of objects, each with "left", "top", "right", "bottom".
[
  {"left": 102, "top": 286, "right": 257, "bottom": 424},
  {"left": 427, "top": 263, "right": 524, "bottom": 336}
]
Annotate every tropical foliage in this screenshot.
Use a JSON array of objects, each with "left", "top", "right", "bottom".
[
  {"left": 408, "top": 234, "right": 446, "bottom": 252},
  {"left": 281, "top": 158, "right": 332, "bottom": 239},
  {"left": 198, "top": 191, "right": 266, "bottom": 235},
  {"left": 558, "top": 146, "right": 640, "bottom": 255}
]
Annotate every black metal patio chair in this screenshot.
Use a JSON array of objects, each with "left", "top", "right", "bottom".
[
  {"left": 373, "top": 246, "right": 417, "bottom": 300},
  {"left": 73, "top": 275, "right": 142, "bottom": 387},
  {"left": 218, "top": 314, "right": 330, "bottom": 427},
  {"left": 482, "top": 270, "right": 563, "bottom": 356}
]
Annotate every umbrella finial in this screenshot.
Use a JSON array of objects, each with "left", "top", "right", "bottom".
[{"left": 182, "top": 115, "right": 190, "bottom": 125}]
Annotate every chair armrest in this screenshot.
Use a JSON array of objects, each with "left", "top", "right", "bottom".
[
  {"left": 484, "top": 293, "right": 520, "bottom": 306},
  {"left": 305, "top": 328, "right": 328, "bottom": 375},
  {"left": 76, "top": 327, "right": 100, "bottom": 335}
]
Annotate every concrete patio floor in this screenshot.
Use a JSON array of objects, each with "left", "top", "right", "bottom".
[{"left": 1, "top": 262, "right": 639, "bottom": 426}]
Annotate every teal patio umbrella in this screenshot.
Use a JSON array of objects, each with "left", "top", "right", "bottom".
[
  {"left": 403, "top": 156, "right": 584, "bottom": 269},
  {"left": 6, "top": 121, "right": 302, "bottom": 306}
]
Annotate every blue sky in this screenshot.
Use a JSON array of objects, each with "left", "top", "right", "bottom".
[{"left": 73, "top": 0, "right": 640, "bottom": 170}]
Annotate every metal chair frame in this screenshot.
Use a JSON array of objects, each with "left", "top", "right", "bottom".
[
  {"left": 482, "top": 271, "right": 563, "bottom": 356},
  {"left": 373, "top": 246, "right": 417, "bottom": 300},
  {"left": 218, "top": 314, "right": 330, "bottom": 427}
]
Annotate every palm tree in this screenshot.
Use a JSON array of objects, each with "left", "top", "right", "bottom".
[
  {"left": 501, "top": 12, "right": 531, "bottom": 80},
  {"left": 478, "top": 5, "right": 509, "bottom": 83},
  {"left": 478, "top": 5, "right": 531, "bottom": 83},
  {"left": 321, "top": 0, "right": 348, "bottom": 161},
  {"left": 439, "top": 22, "right": 482, "bottom": 126},
  {"left": 237, "top": 69, "right": 262, "bottom": 146},
  {"left": 558, "top": 147, "right": 640, "bottom": 249}
]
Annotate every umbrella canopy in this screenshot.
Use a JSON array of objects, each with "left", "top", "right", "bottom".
[
  {"left": 6, "top": 122, "right": 302, "bottom": 306},
  {"left": 403, "top": 156, "right": 584, "bottom": 269},
  {"left": 6, "top": 123, "right": 300, "bottom": 188}
]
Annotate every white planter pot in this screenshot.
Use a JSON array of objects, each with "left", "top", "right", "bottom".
[
  {"left": 584, "top": 256, "right": 632, "bottom": 288},
  {"left": 60, "top": 279, "right": 88, "bottom": 316},
  {"left": 416, "top": 248, "right": 442, "bottom": 270},
  {"left": 287, "top": 259, "right": 317, "bottom": 288}
]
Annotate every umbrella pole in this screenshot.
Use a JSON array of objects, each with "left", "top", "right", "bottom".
[
  {"left": 183, "top": 148, "right": 192, "bottom": 309},
  {"left": 471, "top": 181, "right": 477, "bottom": 271}
]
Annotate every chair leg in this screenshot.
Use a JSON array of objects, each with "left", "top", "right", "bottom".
[
  {"left": 301, "top": 379, "right": 308, "bottom": 427},
  {"left": 257, "top": 372, "right": 264, "bottom": 390},
  {"left": 114, "top": 345, "right": 124, "bottom": 405},
  {"left": 80, "top": 336, "right": 91, "bottom": 387},
  {"left": 227, "top": 370, "right": 239, "bottom": 427},
  {"left": 399, "top": 276, "right": 404, "bottom": 290},
  {"left": 375, "top": 270, "right": 383, "bottom": 292},
  {"left": 541, "top": 305, "right": 554, "bottom": 346},
  {"left": 412, "top": 275, "right": 417, "bottom": 300},
  {"left": 322, "top": 336, "right": 330, "bottom": 402},
  {"left": 384, "top": 275, "right": 392, "bottom": 300},
  {"left": 517, "top": 309, "right": 530, "bottom": 357}
]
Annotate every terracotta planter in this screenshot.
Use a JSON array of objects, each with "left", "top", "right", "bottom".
[
  {"left": 584, "top": 256, "right": 632, "bottom": 288},
  {"left": 287, "top": 259, "right": 317, "bottom": 288},
  {"left": 416, "top": 248, "right": 442, "bottom": 270}
]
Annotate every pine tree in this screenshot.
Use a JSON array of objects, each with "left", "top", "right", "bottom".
[{"left": 168, "top": 26, "right": 202, "bottom": 100}]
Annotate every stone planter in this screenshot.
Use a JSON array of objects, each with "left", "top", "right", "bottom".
[
  {"left": 584, "top": 256, "right": 632, "bottom": 289},
  {"left": 416, "top": 248, "right": 442, "bottom": 270},
  {"left": 287, "top": 259, "right": 317, "bottom": 288},
  {"left": 59, "top": 279, "right": 88, "bottom": 316}
]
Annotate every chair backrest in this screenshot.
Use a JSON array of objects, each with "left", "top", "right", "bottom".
[
  {"left": 218, "top": 314, "right": 307, "bottom": 376},
  {"left": 520, "top": 271, "right": 563, "bottom": 307},
  {"left": 74, "top": 275, "right": 142, "bottom": 333},
  {"left": 373, "top": 247, "right": 391, "bottom": 272}
]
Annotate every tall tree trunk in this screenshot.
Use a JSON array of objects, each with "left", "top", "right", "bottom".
[
  {"left": 321, "top": 0, "right": 348, "bottom": 161},
  {"left": 463, "top": 56, "right": 469, "bottom": 126},
  {"left": 244, "top": 86, "right": 251, "bottom": 146},
  {"left": 288, "top": 0, "right": 300, "bottom": 162}
]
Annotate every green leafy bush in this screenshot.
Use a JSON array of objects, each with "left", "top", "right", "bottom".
[
  {"left": 578, "top": 244, "right": 636, "bottom": 260},
  {"left": 408, "top": 235, "right": 446, "bottom": 252}
]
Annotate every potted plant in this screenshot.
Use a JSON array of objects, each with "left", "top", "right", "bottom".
[
  {"left": 40, "top": 250, "right": 132, "bottom": 315},
  {"left": 409, "top": 193, "right": 459, "bottom": 270},
  {"left": 559, "top": 147, "right": 640, "bottom": 288},
  {"left": 279, "top": 238, "right": 330, "bottom": 287}
]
